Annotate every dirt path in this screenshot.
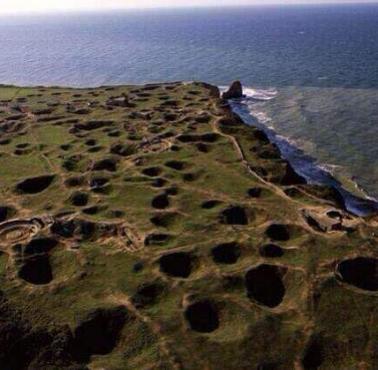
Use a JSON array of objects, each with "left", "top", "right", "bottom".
[
  {"left": 211, "top": 117, "right": 294, "bottom": 202},
  {"left": 209, "top": 104, "right": 358, "bottom": 234},
  {"left": 25, "top": 111, "right": 58, "bottom": 174}
]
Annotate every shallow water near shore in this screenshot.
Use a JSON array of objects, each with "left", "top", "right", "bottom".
[
  {"left": 229, "top": 89, "right": 378, "bottom": 216},
  {"left": 235, "top": 86, "right": 378, "bottom": 199},
  {"left": 0, "top": 5, "right": 378, "bottom": 206}
]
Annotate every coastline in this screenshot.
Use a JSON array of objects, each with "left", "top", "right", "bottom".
[
  {"left": 224, "top": 90, "right": 378, "bottom": 217},
  {"left": 1, "top": 80, "right": 377, "bottom": 217}
]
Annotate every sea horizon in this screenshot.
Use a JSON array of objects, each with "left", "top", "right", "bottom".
[
  {"left": 1, "top": 3, "right": 378, "bottom": 202},
  {"left": 1, "top": 2, "right": 378, "bottom": 15}
]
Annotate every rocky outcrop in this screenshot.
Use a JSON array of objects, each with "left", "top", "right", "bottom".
[{"left": 222, "top": 81, "right": 243, "bottom": 99}]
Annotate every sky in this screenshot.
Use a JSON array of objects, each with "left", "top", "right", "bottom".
[{"left": 0, "top": 0, "right": 377, "bottom": 14}]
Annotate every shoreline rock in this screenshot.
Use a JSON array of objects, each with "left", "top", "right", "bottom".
[{"left": 222, "top": 80, "right": 243, "bottom": 99}]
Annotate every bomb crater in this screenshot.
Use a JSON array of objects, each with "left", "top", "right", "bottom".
[
  {"left": 185, "top": 300, "right": 219, "bottom": 333},
  {"left": 336, "top": 257, "right": 378, "bottom": 291},
  {"left": 16, "top": 175, "right": 55, "bottom": 194},
  {"left": 159, "top": 252, "right": 194, "bottom": 278},
  {"left": 245, "top": 264, "right": 286, "bottom": 308},
  {"left": 211, "top": 242, "right": 241, "bottom": 264}
]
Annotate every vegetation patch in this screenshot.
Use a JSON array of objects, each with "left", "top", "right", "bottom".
[{"left": 0, "top": 82, "right": 376, "bottom": 369}]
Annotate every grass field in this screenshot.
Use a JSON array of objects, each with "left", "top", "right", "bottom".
[{"left": 0, "top": 82, "right": 377, "bottom": 369}]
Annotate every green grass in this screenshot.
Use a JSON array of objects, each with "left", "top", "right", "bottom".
[{"left": 0, "top": 82, "right": 376, "bottom": 369}]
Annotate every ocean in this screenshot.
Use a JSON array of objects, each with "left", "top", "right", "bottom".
[{"left": 0, "top": 4, "right": 377, "bottom": 207}]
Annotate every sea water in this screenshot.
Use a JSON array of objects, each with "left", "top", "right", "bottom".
[{"left": 0, "top": 5, "right": 377, "bottom": 202}]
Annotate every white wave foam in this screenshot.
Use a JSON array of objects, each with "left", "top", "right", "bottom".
[
  {"left": 218, "top": 85, "right": 277, "bottom": 101},
  {"left": 248, "top": 108, "right": 273, "bottom": 125},
  {"left": 243, "top": 87, "right": 278, "bottom": 101},
  {"left": 275, "top": 134, "right": 302, "bottom": 147},
  {"left": 318, "top": 163, "right": 343, "bottom": 172}
]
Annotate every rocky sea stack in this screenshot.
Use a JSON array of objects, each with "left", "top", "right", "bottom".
[{"left": 222, "top": 80, "right": 244, "bottom": 99}]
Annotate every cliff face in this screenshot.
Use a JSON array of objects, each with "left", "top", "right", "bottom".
[{"left": 0, "top": 82, "right": 377, "bottom": 369}]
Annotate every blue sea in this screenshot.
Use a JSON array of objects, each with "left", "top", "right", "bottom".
[{"left": 1, "top": 4, "right": 378, "bottom": 207}]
